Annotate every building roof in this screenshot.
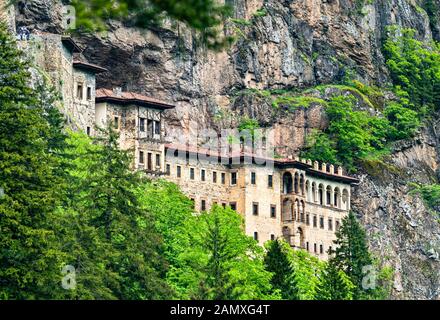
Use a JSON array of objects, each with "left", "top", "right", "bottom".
[
  {"left": 61, "top": 36, "right": 82, "bottom": 53},
  {"left": 96, "top": 88, "right": 176, "bottom": 110},
  {"left": 165, "top": 143, "right": 359, "bottom": 184},
  {"left": 73, "top": 60, "right": 108, "bottom": 74}
]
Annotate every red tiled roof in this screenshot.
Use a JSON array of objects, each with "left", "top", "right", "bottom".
[
  {"left": 95, "top": 88, "right": 175, "bottom": 109},
  {"left": 164, "top": 143, "right": 359, "bottom": 184}
]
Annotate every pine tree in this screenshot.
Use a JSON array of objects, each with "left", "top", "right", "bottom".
[
  {"left": 264, "top": 239, "right": 299, "bottom": 300},
  {"left": 315, "top": 258, "right": 354, "bottom": 300},
  {"left": 0, "top": 22, "right": 67, "bottom": 299},
  {"left": 71, "top": 127, "right": 171, "bottom": 299},
  {"left": 332, "top": 211, "right": 373, "bottom": 299}
]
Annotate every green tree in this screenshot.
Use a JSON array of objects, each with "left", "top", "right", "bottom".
[
  {"left": 168, "top": 205, "right": 277, "bottom": 300},
  {"left": 264, "top": 239, "right": 299, "bottom": 300},
  {"left": 332, "top": 212, "right": 373, "bottom": 299},
  {"left": 63, "top": 128, "right": 171, "bottom": 299},
  {"left": 0, "top": 22, "right": 67, "bottom": 299},
  {"left": 302, "top": 129, "right": 339, "bottom": 165},
  {"left": 315, "top": 258, "right": 354, "bottom": 300}
]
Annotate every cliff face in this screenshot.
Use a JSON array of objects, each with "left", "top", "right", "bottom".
[{"left": 11, "top": 0, "right": 440, "bottom": 299}]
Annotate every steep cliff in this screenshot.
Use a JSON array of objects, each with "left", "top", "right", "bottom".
[{"left": 11, "top": 0, "right": 440, "bottom": 299}]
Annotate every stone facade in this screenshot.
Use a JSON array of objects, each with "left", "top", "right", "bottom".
[{"left": 22, "top": 32, "right": 358, "bottom": 260}]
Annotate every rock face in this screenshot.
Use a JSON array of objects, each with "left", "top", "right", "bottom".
[{"left": 11, "top": 0, "right": 440, "bottom": 299}]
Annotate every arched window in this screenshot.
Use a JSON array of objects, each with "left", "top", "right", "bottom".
[
  {"left": 283, "top": 172, "right": 293, "bottom": 194},
  {"left": 300, "top": 174, "right": 305, "bottom": 195},
  {"left": 294, "top": 172, "right": 299, "bottom": 194},
  {"left": 297, "top": 227, "right": 305, "bottom": 249},
  {"left": 305, "top": 180, "right": 310, "bottom": 201},
  {"left": 342, "top": 189, "right": 350, "bottom": 210},
  {"left": 300, "top": 200, "right": 305, "bottom": 222},
  {"left": 318, "top": 184, "right": 324, "bottom": 205},
  {"left": 294, "top": 199, "right": 299, "bottom": 221},
  {"left": 312, "top": 182, "right": 317, "bottom": 202},
  {"left": 326, "top": 186, "right": 332, "bottom": 206},
  {"left": 334, "top": 187, "right": 341, "bottom": 208}
]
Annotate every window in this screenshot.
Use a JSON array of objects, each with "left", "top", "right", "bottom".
[
  {"left": 270, "top": 205, "right": 276, "bottom": 218},
  {"left": 177, "top": 165, "right": 182, "bottom": 178},
  {"left": 230, "top": 202, "right": 237, "bottom": 211},
  {"left": 76, "top": 83, "right": 83, "bottom": 100},
  {"left": 268, "top": 175, "right": 273, "bottom": 188},
  {"left": 87, "top": 86, "right": 92, "bottom": 100},
  {"left": 231, "top": 172, "right": 237, "bottom": 185},
  {"left": 139, "top": 118, "right": 146, "bottom": 132},
  {"left": 166, "top": 164, "right": 171, "bottom": 175},
  {"left": 147, "top": 119, "right": 154, "bottom": 137},
  {"left": 156, "top": 154, "right": 161, "bottom": 169},
  {"left": 320, "top": 245, "right": 324, "bottom": 254},
  {"left": 114, "top": 116, "right": 119, "bottom": 129},
  {"left": 329, "top": 246, "right": 333, "bottom": 254},
  {"left": 313, "top": 215, "right": 317, "bottom": 228},
  {"left": 86, "top": 126, "right": 91, "bottom": 136},
  {"left": 270, "top": 234, "right": 275, "bottom": 241},
  {"left": 336, "top": 220, "right": 340, "bottom": 231},
  {"left": 221, "top": 172, "right": 226, "bottom": 184},
  {"left": 253, "top": 232, "right": 259, "bottom": 241},
  {"left": 190, "top": 198, "right": 195, "bottom": 209},
  {"left": 222, "top": 203, "right": 227, "bottom": 208},
  {"left": 251, "top": 172, "right": 256, "bottom": 185},
  {"left": 201, "top": 200, "right": 206, "bottom": 211},
  {"left": 314, "top": 243, "right": 317, "bottom": 253},
  {"left": 328, "top": 218, "right": 333, "bottom": 231},
  {"left": 201, "top": 169, "right": 206, "bottom": 182},
  {"left": 306, "top": 242, "right": 309, "bottom": 251},
  {"left": 147, "top": 153, "right": 152, "bottom": 170},
  {"left": 306, "top": 214, "right": 310, "bottom": 226},
  {"left": 154, "top": 120, "right": 161, "bottom": 135},
  {"left": 190, "top": 168, "right": 195, "bottom": 180},
  {"left": 139, "top": 151, "right": 144, "bottom": 164},
  {"left": 252, "top": 202, "right": 259, "bottom": 216},
  {"left": 213, "top": 171, "right": 217, "bottom": 183},
  {"left": 320, "top": 216, "right": 324, "bottom": 229}
]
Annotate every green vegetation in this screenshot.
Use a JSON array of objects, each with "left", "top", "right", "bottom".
[{"left": 409, "top": 183, "right": 440, "bottom": 212}]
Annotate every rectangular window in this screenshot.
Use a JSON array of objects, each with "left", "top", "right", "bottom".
[
  {"left": 201, "top": 169, "right": 206, "bottom": 182},
  {"left": 252, "top": 202, "right": 259, "bottom": 216},
  {"left": 253, "top": 232, "right": 259, "bottom": 241},
  {"left": 139, "top": 118, "right": 146, "bottom": 132},
  {"left": 114, "top": 116, "right": 119, "bottom": 129},
  {"left": 268, "top": 175, "right": 273, "bottom": 188},
  {"left": 139, "top": 151, "right": 144, "bottom": 164},
  {"left": 251, "top": 172, "right": 256, "bottom": 185},
  {"left": 270, "top": 205, "right": 276, "bottom": 218},
  {"left": 147, "top": 153, "right": 152, "bottom": 170},
  {"left": 86, "top": 126, "right": 91, "bottom": 136},
  {"left": 156, "top": 154, "right": 161, "bottom": 169},
  {"left": 190, "top": 198, "right": 195, "bottom": 210},
  {"left": 177, "top": 165, "right": 181, "bottom": 178},
  {"left": 270, "top": 234, "right": 275, "bottom": 241},
  {"left": 76, "top": 83, "right": 83, "bottom": 100},
  {"left": 221, "top": 172, "right": 226, "bottom": 184},
  {"left": 336, "top": 220, "right": 340, "bottom": 231},
  {"left": 154, "top": 120, "right": 161, "bottom": 135},
  {"left": 306, "top": 242, "right": 309, "bottom": 251},
  {"left": 222, "top": 203, "right": 227, "bottom": 208},
  {"left": 320, "top": 245, "right": 324, "bottom": 254},
  {"left": 166, "top": 164, "right": 171, "bottom": 175},
  {"left": 147, "top": 119, "right": 154, "bottom": 137},
  {"left": 306, "top": 214, "right": 310, "bottom": 226},
  {"left": 190, "top": 168, "right": 195, "bottom": 180},
  {"left": 231, "top": 172, "right": 237, "bottom": 185},
  {"left": 230, "top": 202, "right": 237, "bottom": 211},
  {"left": 212, "top": 171, "right": 217, "bottom": 183},
  {"left": 201, "top": 200, "right": 206, "bottom": 212},
  {"left": 320, "top": 216, "right": 324, "bottom": 229},
  {"left": 314, "top": 243, "right": 317, "bottom": 253},
  {"left": 328, "top": 218, "right": 333, "bottom": 231},
  {"left": 87, "top": 86, "right": 92, "bottom": 100},
  {"left": 313, "top": 215, "right": 317, "bottom": 228},
  {"left": 329, "top": 246, "right": 333, "bottom": 254}
]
